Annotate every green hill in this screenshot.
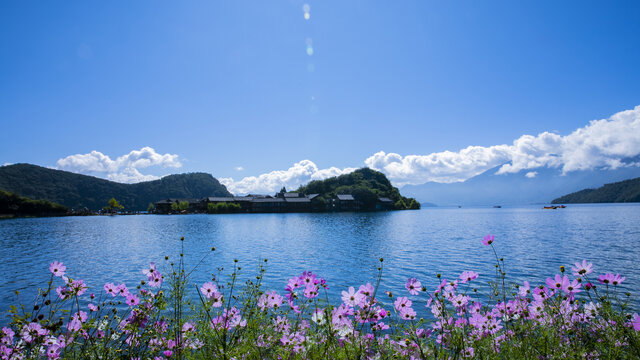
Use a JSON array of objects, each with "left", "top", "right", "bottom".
[
  {"left": 0, "top": 164, "right": 232, "bottom": 211},
  {"left": 296, "top": 168, "right": 420, "bottom": 210},
  {"left": 551, "top": 176, "right": 640, "bottom": 204},
  {"left": 0, "top": 190, "right": 68, "bottom": 217}
]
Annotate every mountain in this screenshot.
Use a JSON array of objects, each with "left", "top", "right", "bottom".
[
  {"left": 401, "top": 165, "right": 640, "bottom": 206},
  {"left": 551, "top": 177, "right": 640, "bottom": 204},
  {"left": 296, "top": 168, "right": 420, "bottom": 210},
  {"left": 0, "top": 164, "right": 232, "bottom": 211}
]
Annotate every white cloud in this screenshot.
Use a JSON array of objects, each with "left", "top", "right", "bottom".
[
  {"left": 220, "top": 160, "right": 357, "bottom": 195},
  {"left": 2, "top": 162, "right": 12, "bottom": 167},
  {"left": 234, "top": 166, "right": 244, "bottom": 171},
  {"left": 366, "top": 105, "right": 640, "bottom": 185},
  {"left": 56, "top": 147, "right": 182, "bottom": 183},
  {"left": 525, "top": 171, "right": 538, "bottom": 178}
]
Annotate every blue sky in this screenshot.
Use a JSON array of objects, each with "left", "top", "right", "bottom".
[{"left": 1, "top": 1, "right": 639, "bottom": 193}]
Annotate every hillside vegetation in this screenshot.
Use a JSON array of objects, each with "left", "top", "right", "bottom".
[
  {"left": 297, "top": 168, "right": 420, "bottom": 210},
  {"left": 551, "top": 176, "right": 640, "bottom": 204},
  {"left": 0, "top": 164, "right": 232, "bottom": 211},
  {"left": 0, "top": 190, "right": 68, "bottom": 217}
]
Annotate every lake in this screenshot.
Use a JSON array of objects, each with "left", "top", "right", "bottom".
[{"left": 1, "top": 203, "right": 639, "bottom": 322}]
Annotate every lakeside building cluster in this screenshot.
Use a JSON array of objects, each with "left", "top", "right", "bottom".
[{"left": 154, "top": 191, "right": 395, "bottom": 214}]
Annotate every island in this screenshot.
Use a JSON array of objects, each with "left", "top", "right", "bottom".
[{"left": 154, "top": 168, "right": 420, "bottom": 214}]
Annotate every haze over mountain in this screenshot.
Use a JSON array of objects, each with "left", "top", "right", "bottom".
[
  {"left": 400, "top": 163, "right": 640, "bottom": 206},
  {"left": 0, "top": 164, "right": 232, "bottom": 211}
]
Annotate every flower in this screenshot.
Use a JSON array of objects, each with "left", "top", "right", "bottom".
[
  {"left": 405, "top": 278, "right": 422, "bottom": 295},
  {"left": 116, "top": 284, "right": 129, "bottom": 297},
  {"left": 571, "top": 260, "right": 593, "bottom": 277},
  {"left": 104, "top": 283, "right": 117, "bottom": 297},
  {"left": 459, "top": 271, "right": 479, "bottom": 284},
  {"left": 148, "top": 272, "right": 163, "bottom": 287},
  {"left": 394, "top": 296, "right": 412, "bottom": 312},
  {"left": 49, "top": 261, "right": 66, "bottom": 277},
  {"left": 201, "top": 282, "right": 218, "bottom": 299},
  {"left": 597, "top": 273, "right": 624, "bottom": 285},
  {"left": 341, "top": 287, "right": 364, "bottom": 307},
  {"left": 482, "top": 234, "right": 494, "bottom": 246},
  {"left": 126, "top": 294, "right": 140, "bottom": 307},
  {"left": 631, "top": 313, "right": 640, "bottom": 331},
  {"left": 518, "top": 281, "right": 530, "bottom": 297},
  {"left": 546, "top": 274, "right": 569, "bottom": 291}
]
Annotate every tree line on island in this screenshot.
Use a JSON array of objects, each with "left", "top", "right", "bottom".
[{"left": 551, "top": 176, "right": 640, "bottom": 204}]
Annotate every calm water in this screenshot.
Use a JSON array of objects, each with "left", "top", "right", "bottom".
[{"left": 1, "top": 204, "right": 639, "bottom": 322}]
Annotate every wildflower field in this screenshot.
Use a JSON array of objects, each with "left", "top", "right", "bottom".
[{"left": 2, "top": 235, "right": 639, "bottom": 359}]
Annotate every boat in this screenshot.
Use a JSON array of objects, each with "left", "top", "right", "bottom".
[
  {"left": 493, "top": 205, "right": 502, "bottom": 208},
  {"left": 543, "top": 206, "right": 558, "bottom": 209}
]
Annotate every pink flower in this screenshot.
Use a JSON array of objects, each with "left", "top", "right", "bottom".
[
  {"left": 126, "top": 294, "right": 140, "bottom": 307},
  {"left": 341, "top": 287, "right": 364, "bottom": 307},
  {"left": 571, "top": 260, "right": 593, "bottom": 277},
  {"left": 597, "top": 273, "right": 624, "bottom": 285},
  {"left": 518, "top": 281, "right": 530, "bottom": 297},
  {"left": 394, "top": 296, "right": 412, "bottom": 312},
  {"left": 482, "top": 234, "right": 494, "bottom": 246},
  {"left": 104, "top": 283, "right": 117, "bottom": 297},
  {"left": 405, "top": 278, "right": 422, "bottom": 295},
  {"left": 148, "top": 272, "right": 163, "bottom": 287},
  {"left": 546, "top": 274, "right": 569, "bottom": 291},
  {"left": 459, "top": 271, "right": 479, "bottom": 284},
  {"left": 631, "top": 313, "right": 640, "bottom": 331},
  {"left": 200, "top": 282, "right": 218, "bottom": 299},
  {"left": 116, "top": 284, "right": 129, "bottom": 297},
  {"left": 88, "top": 303, "right": 98, "bottom": 312},
  {"left": 49, "top": 261, "right": 66, "bottom": 277}
]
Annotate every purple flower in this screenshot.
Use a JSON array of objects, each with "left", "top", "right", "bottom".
[
  {"left": 597, "top": 273, "right": 624, "bottom": 285},
  {"left": 358, "top": 283, "right": 375, "bottom": 298},
  {"left": 564, "top": 278, "right": 582, "bottom": 296},
  {"left": 571, "top": 260, "right": 593, "bottom": 277},
  {"left": 72, "top": 310, "right": 88, "bottom": 323},
  {"left": 49, "top": 261, "right": 66, "bottom": 277},
  {"left": 126, "top": 294, "right": 140, "bottom": 307},
  {"left": 459, "top": 271, "right": 479, "bottom": 284},
  {"left": 104, "top": 283, "right": 117, "bottom": 297},
  {"left": 612, "top": 274, "right": 625, "bottom": 286},
  {"left": 482, "top": 234, "right": 494, "bottom": 246},
  {"left": 56, "top": 286, "right": 69, "bottom": 300},
  {"left": 67, "top": 319, "right": 82, "bottom": 332},
  {"left": 341, "top": 287, "right": 364, "bottom": 307},
  {"left": 148, "top": 272, "right": 163, "bottom": 287},
  {"left": 142, "top": 262, "right": 157, "bottom": 278},
  {"left": 518, "top": 281, "right": 530, "bottom": 297},
  {"left": 405, "top": 278, "right": 422, "bottom": 295},
  {"left": 116, "top": 284, "right": 129, "bottom": 297},
  {"left": 394, "top": 296, "right": 412, "bottom": 312},
  {"left": 88, "top": 303, "right": 98, "bottom": 312},
  {"left": 631, "top": 313, "right": 640, "bottom": 331},
  {"left": 399, "top": 307, "right": 417, "bottom": 320},
  {"left": 200, "top": 282, "right": 218, "bottom": 299},
  {"left": 546, "top": 274, "right": 569, "bottom": 291}
]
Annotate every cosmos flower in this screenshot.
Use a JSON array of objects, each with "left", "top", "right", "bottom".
[{"left": 49, "top": 261, "right": 66, "bottom": 277}]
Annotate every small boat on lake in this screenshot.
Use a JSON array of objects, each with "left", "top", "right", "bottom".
[
  {"left": 493, "top": 205, "right": 502, "bottom": 208},
  {"left": 543, "top": 205, "right": 567, "bottom": 210}
]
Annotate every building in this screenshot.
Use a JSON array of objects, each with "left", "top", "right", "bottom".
[{"left": 154, "top": 192, "right": 396, "bottom": 214}]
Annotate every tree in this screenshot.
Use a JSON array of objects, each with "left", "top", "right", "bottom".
[
  {"left": 147, "top": 202, "right": 155, "bottom": 213},
  {"left": 104, "top": 197, "right": 124, "bottom": 214},
  {"left": 178, "top": 201, "right": 189, "bottom": 211}
]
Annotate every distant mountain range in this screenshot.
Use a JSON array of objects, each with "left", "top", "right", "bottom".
[
  {"left": 401, "top": 165, "right": 640, "bottom": 206},
  {"left": 0, "top": 164, "right": 232, "bottom": 211},
  {"left": 551, "top": 176, "right": 640, "bottom": 204}
]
